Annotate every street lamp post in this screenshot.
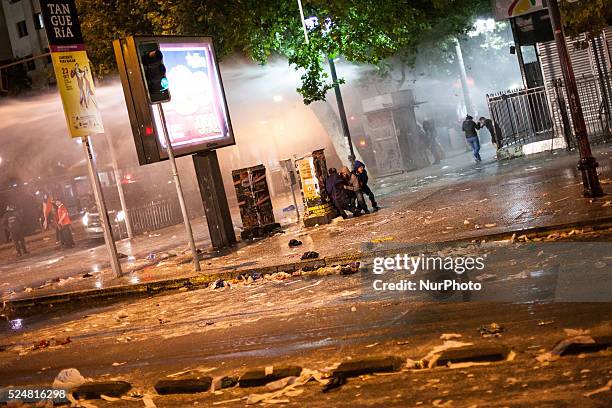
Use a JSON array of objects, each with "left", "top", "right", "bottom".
[
  {"left": 547, "top": 0, "right": 603, "bottom": 198},
  {"left": 296, "top": 1, "right": 356, "bottom": 166},
  {"left": 328, "top": 56, "right": 356, "bottom": 166}
]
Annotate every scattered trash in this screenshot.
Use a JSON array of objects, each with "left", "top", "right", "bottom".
[
  {"left": 32, "top": 337, "right": 71, "bottom": 350},
  {"left": 412, "top": 340, "right": 474, "bottom": 369},
  {"left": 268, "top": 272, "right": 292, "bottom": 281},
  {"left": 340, "top": 262, "right": 360, "bottom": 275},
  {"left": 322, "top": 374, "right": 346, "bottom": 393},
  {"left": 538, "top": 320, "right": 555, "bottom": 326},
  {"left": 213, "top": 279, "right": 226, "bottom": 289},
  {"left": 147, "top": 253, "right": 156, "bottom": 261},
  {"left": 265, "top": 376, "right": 297, "bottom": 391},
  {"left": 351, "top": 306, "right": 357, "bottom": 312},
  {"left": 478, "top": 323, "right": 504, "bottom": 338},
  {"left": 82, "top": 273, "right": 93, "bottom": 278},
  {"left": 564, "top": 328, "right": 590, "bottom": 337},
  {"left": 115, "top": 310, "right": 129, "bottom": 320},
  {"left": 594, "top": 261, "right": 607, "bottom": 269},
  {"left": 440, "top": 333, "right": 462, "bottom": 340},
  {"left": 301, "top": 251, "right": 319, "bottom": 260},
  {"left": 484, "top": 223, "right": 497, "bottom": 228},
  {"left": 245, "top": 370, "right": 329, "bottom": 404},
  {"left": 536, "top": 336, "right": 595, "bottom": 362},
  {"left": 282, "top": 205, "right": 296, "bottom": 212},
  {"left": 53, "top": 368, "right": 86, "bottom": 390},
  {"left": 288, "top": 239, "right": 302, "bottom": 247},
  {"left": 371, "top": 236, "right": 394, "bottom": 243},
  {"left": 463, "top": 220, "right": 470, "bottom": 225},
  {"left": 584, "top": 379, "right": 612, "bottom": 397}
]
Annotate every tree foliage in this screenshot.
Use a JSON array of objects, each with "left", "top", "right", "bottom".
[
  {"left": 76, "top": 0, "right": 491, "bottom": 103},
  {"left": 560, "top": 0, "right": 612, "bottom": 41}
]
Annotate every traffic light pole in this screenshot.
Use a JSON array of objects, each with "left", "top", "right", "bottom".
[
  {"left": 82, "top": 136, "right": 123, "bottom": 278},
  {"left": 548, "top": 0, "right": 603, "bottom": 197},
  {"left": 157, "top": 104, "right": 201, "bottom": 271}
]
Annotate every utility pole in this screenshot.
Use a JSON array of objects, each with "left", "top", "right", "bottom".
[
  {"left": 105, "top": 131, "right": 134, "bottom": 239},
  {"left": 454, "top": 38, "right": 477, "bottom": 116},
  {"left": 158, "top": 104, "right": 201, "bottom": 271},
  {"left": 547, "top": 0, "right": 603, "bottom": 197},
  {"left": 328, "top": 56, "right": 356, "bottom": 166},
  {"left": 82, "top": 136, "right": 123, "bottom": 277}
]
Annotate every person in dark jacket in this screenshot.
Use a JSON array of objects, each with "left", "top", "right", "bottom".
[
  {"left": 479, "top": 116, "right": 503, "bottom": 149},
  {"left": 422, "top": 120, "right": 444, "bottom": 164},
  {"left": 462, "top": 115, "right": 481, "bottom": 162},
  {"left": 353, "top": 160, "right": 379, "bottom": 212},
  {"left": 326, "top": 168, "right": 348, "bottom": 219},
  {"left": 341, "top": 166, "right": 368, "bottom": 215},
  {"left": 1, "top": 205, "right": 28, "bottom": 256}
]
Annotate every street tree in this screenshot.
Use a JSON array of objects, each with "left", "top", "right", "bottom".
[{"left": 77, "top": 0, "right": 490, "bottom": 104}]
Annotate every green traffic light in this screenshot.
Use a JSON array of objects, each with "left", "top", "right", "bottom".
[{"left": 160, "top": 77, "right": 169, "bottom": 91}]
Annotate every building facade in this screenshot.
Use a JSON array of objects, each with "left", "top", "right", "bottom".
[{"left": 0, "top": 0, "right": 52, "bottom": 90}]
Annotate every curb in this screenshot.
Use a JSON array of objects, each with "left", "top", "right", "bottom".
[{"left": 3, "top": 216, "right": 612, "bottom": 317}]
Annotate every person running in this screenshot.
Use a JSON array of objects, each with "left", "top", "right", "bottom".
[
  {"left": 56, "top": 200, "right": 75, "bottom": 248},
  {"left": 1, "top": 205, "right": 28, "bottom": 256},
  {"left": 353, "top": 160, "right": 379, "bottom": 212},
  {"left": 462, "top": 115, "right": 481, "bottom": 162}
]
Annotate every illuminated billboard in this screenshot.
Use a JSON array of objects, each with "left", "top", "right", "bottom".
[{"left": 114, "top": 36, "right": 235, "bottom": 165}]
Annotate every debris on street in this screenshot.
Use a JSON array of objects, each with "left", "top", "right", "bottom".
[
  {"left": 584, "top": 379, "right": 612, "bottom": 397},
  {"left": 478, "top": 323, "right": 504, "bottom": 338},
  {"left": 536, "top": 335, "right": 595, "bottom": 362},
  {"left": 301, "top": 251, "right": 320, "bottom": 260},
  {"left": 288, "top": 239, "right": 302, "bottom": 247}
]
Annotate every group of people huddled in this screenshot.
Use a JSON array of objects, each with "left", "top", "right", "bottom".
[{"left": 325, "top": 160, "right": 379, "bottom": 219}]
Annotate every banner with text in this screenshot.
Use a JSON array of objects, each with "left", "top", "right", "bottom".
[{"left": 41, "top": 0, "right": 103, "bottom": 137}]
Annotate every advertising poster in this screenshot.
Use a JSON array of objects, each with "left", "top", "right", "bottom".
[
  {"left": 152, "top": 41, "right": 232, "bottom": 154},
  {"left": 51, "top": 50, "right": 104, "bottom": 137}
]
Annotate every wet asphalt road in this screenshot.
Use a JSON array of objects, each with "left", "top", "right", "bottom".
[
  {"left": 1, "top": 231, "right": 612, "bottom": 406},
  {"left": 3, "top": 143, "right": 612, "bottom": 301}
]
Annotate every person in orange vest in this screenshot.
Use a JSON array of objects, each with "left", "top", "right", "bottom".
[{"left": 56, "top": 200, "right": 75, "bottom": 249}]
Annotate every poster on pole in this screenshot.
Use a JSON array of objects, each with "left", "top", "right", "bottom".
[
  {"left": 51, "top": 51, "right": 104, "bottom": 137},
  {"left": 41, "top": 0, "right": 104, "bottom": 137}
]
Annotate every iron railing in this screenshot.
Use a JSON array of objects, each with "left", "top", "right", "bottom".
[
  {"left": 487, "top": 74, "right": 612, "bottom": 150},
  {"left": 486, "top": 86, "right": 554, "bottom": 147},
  {"left": 128, "top": 199, "right": 183, "bottom": 235},
  {"left": 550, "top": 73, "right": 612, "bottom": 148}
]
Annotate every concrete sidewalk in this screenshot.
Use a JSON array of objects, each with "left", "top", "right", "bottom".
[{"left": 2, "top": 144, "right": 612, "bottom": 306}]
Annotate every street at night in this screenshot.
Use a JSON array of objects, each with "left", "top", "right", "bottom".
[{"left": 1, "top": 0, "right": 612, "bottom": 407}]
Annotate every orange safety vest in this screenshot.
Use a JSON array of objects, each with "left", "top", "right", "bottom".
[{"left": 57, "top": 205, "right": 72, "bottom": 226}]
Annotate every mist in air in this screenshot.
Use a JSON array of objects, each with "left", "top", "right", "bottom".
[{"left": 0, "top": 21, "right": 521, "bottom": 228}]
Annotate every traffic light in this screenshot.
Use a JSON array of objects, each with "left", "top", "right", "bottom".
[{"left": 139, "top": 42, "right": 170, "bottom": 104}]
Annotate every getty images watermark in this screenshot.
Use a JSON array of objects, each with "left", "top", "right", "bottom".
[{"left": 371, "top": 254, "right": 485, "bottom": 292}]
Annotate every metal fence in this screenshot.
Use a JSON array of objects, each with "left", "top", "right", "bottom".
[
  {"left": 486, "top": 86, "right": 554, "bottom": 147},
  {"left": 128, "top": 199, "right": 183, "bottom": 235},
  {"left": 550, "top": 74, "right": 612, "bottom": 148},
  {"left": 487, "top": 74, "right": 612, "bottom": 151}
]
